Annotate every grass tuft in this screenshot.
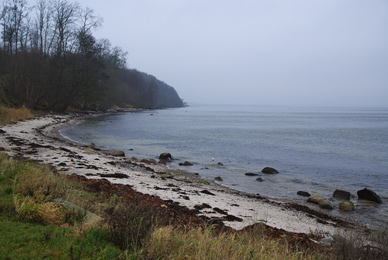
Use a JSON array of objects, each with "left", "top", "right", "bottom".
[
  {"left": 105, "top": 202, "right": 160, "bottom": 251},
  {"left": 144, "top": 224, "right": 322, "bottom": 259}
]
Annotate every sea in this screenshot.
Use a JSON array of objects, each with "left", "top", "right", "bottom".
[{"left": 60, "top": 104, "right": 388, "bottom": 229}]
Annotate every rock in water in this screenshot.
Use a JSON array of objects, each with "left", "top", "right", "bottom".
[
  {"left": 245, "top": 172, "right": 259, "bottom": 176},
  {"left": 159, "top": 153, "right": 172, "bottom": 161},
  {"left": 297, "top": 191, "right": 311, "bottom": 197},
  {"left": 318, "top": 199, "right": 333, "bottom": 210},
  {"left": 357, "top": 188, "right": 382, "bottom": 204},
  {"left": 339, "top": 200, "right": 355, "bottom": 211},
  {"left": 214, "top": 176, "right": 223, "bottom": 181},
  {"left": 308, "top": 194, "right": 333, "bottom": 209},
  {"left": 179, "top": 161, "right": 193, "bottom": 166},
  {"left": 333, "top": 189, "right": 351, "bottom": 200},
  {"left": 307, "top": 195, "right": 325, "bottom": 204},
  {"left": 261, "top": 167, "right": 279, "bottom": 174}
]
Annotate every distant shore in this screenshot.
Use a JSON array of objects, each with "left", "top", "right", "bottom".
[{"left": 0, "top": 112, "right": 367, "bottom": 237}]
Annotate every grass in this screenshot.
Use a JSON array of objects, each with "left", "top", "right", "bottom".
[
  {"left": 0, "top": 219, "right": 120, "bottom": 259},
  {"left": 1, "top": 152, "right": 387, "bottom": 259},
  {"left": 0, "top": 106, "right": 34, "bottom": 125},
  {"left": 0, "top": 153, "right": 121, "bottom": 259},
  {"left": 144, "top": 225, "right": 319, "bottom": 260},
  {"left": 332, "top": 228, "right": 388, "bottom": 260}
]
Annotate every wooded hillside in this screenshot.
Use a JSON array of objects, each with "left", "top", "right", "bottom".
[{"left": 0, "top": 0, "right": 184, "bottom": 111}]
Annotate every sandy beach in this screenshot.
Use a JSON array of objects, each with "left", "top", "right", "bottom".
[{"left": 0, "top": 113, "right": 366, "bottom": 237}]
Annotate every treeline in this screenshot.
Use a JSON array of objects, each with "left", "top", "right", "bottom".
[{"left": 0, "top": 0, "right": 184, "bottom": 111}]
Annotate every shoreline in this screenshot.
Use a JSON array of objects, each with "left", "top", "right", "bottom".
[{"left": 0, "top": 112, "right": 368, "bottom": 237}]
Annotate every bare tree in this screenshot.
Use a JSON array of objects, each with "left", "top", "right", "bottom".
[
  {"left": 51, "top": 0, "right": 79, "bottom": 56},
  {"left": 0, "top": 0, "right": 29, "bottom": 54},
  {"left": 79, "top": 7, "right": 102, "bottom": 35},
  {"left": 31, "top": 0, "right": 53, "bottom": 54}
]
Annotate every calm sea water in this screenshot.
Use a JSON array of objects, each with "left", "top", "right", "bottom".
[{"left": 60, "top": 105, "right": 388, "bottom": 228}]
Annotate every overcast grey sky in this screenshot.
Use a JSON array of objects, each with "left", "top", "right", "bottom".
[{"left": 80, "top": 0, "right": 387, "bottom": 107}]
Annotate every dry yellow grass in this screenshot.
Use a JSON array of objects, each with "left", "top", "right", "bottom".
[
  {"left": 0, "top": 153, "right": 94, "bottom": 226},
  {"left": 144, "top": 225, "right": 325, "bottom": 260},
  {"left": 38, "top": 202, "right": 64, "bottom": 225},
  {"left": 0, "top": 106, "right": 34, "bottom": 125}
]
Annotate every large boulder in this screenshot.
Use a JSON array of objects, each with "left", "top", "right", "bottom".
[
  {"left": 333, "top": 189, "right": 351, "bottom": 200},
  {"left": 261, "top": 167, "right": 279, "bottom": 174},
  {"left": 159, "top": 153, "right": 172, "bottom": 161},
  {"left": 339, "top": 200, "right": 355, "bottom": 211},
  {"left": 357, "top": 188, "right": 382, "bottom": 204}
]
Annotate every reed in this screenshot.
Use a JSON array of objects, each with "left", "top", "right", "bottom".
[{"left": 0, "top": 106, "right": 34, "bottom": 125}]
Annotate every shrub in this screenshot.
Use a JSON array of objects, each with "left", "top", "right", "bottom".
[{"left": 105, "top": 202, "right": 160, "bottom": 251}]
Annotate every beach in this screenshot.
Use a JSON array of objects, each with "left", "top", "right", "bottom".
[{"left": 0, "top": 113, "right": 367, "bottom": 237}]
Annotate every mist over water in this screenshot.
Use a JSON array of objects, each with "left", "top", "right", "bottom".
[{"left": 60, "top": 105, "right": 388, "bottom": 228}]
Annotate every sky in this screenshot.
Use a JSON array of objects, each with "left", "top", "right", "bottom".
[{"left": 79, "top": 1, "right": 388, "bottom": 107}]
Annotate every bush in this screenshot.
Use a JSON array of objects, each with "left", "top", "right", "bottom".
[{"left": 105, "top": 202, "right": 160, "bottom": 251}]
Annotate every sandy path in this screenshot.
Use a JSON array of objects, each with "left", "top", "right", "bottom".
[{"left": 0, "top": 114, "right": 363, "bottom": 236}]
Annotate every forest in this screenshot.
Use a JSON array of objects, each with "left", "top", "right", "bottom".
[{"left": 0, "top": 0, "right": 184, "bottom": 112}]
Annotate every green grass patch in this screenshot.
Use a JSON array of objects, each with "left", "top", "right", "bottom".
[{"left": 0, "top": 218, "right": 121, "bottom": 259}]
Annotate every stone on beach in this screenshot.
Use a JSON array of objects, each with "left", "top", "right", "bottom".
[
  {"left": 357, "top": 188, "right": 382, "bottom": 204},
  {"left": 261, "top": 167, "right": 279, "bottom": 174},
  {"left": 140, "top": 158, "right": 157, "bottom": 165},
  {"left": 88, "top": 143, "right": 100, "bottom": 151},
  {"left": 245, "top": 172, "right": 259, "bottom": 176},
  {"left": 333, "top": 189, "right": 351, "bottom": 200},
  {"left": 110, "top": 150, "right": 125, "bottom": 157}
]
